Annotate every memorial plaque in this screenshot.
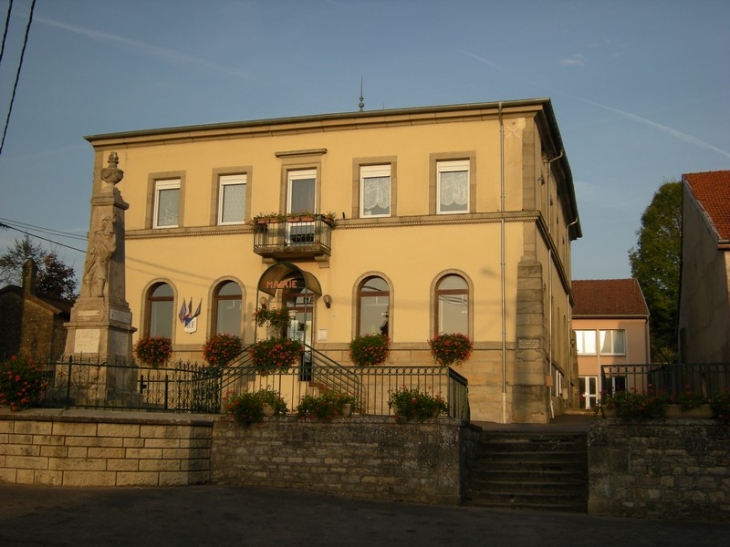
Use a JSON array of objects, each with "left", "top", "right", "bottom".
[{"left": 75, "top": 329, "right": 100, "bottom": 353}]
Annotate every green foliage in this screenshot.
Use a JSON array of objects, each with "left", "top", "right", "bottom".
[
  {"left": 388, "top": 387, "right": 448, "bottom": 422},
  {"left": 0, "top": 355, "right": 48, "bottom": 411},
  {"left": 253, "top": 306, "right": 290, "bottom": 333},
  {"left": 134, "top": 336, "right": 172, "bottom": 367},
  {"left": 248, "top": 338, "right": 303, "bottom": 373},
  {"left": 0, "top": 235, "right": 77, "bottom": 301},
  {"left": 628, "top": 182, "right": 682, "bottom": 363},
  {"left": 710, "top": 389, "right": 730, "bottom": 426},
  {"left": 202, "top": 333, "right": 243, "bottom": 367},
  {"left": 602, "top": 389, "right": 668, "bottom": 422},
  {"left": 348, "top": 334, "right": 390, "bottom": 366},
  {"left": 296, "top": 390, "right": 357, "bottom": 421},
  {"left": 428, "top": 333, "right": 473, "bottom": 367},
  {"left": 673, "top": 386, "right": 709, "bottom": 410},
  {"left": 226, "top": 387, "right": 288, "bottom": 426}
]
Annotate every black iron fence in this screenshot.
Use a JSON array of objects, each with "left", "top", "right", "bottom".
[
  {"left": 36, "top": 345, "right": 469, "bottom": 420},
  {"left": 600, "top": 362, "right": 730, "bottom": 400}
]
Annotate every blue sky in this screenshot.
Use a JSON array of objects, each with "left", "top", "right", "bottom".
[{"left": 0, "top": 0, "right": 728, "bottom": 283}]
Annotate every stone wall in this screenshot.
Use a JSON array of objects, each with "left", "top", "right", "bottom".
[
  {"left": 211, "top": 416, "right": 481, "bottom": 505},
  {"left": 588, "top": 420, "right": 730, "bottom": 521},
  {"left": 0, "top": 410, "right": 213, "bottom": 486}
]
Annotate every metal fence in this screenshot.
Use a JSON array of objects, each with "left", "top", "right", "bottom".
[
  {"left": 37, "top": 346, "right": 470, "bottom": 420},
  {"left": 600, "top": 362, "right": 730, "bottom": 400}
]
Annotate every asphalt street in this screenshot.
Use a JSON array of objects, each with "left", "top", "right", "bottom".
[{"left": 1, "top": 484, "right": 728, "bottom": 547}]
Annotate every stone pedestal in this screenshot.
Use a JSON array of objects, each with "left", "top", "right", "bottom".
[{"left": 62, "top": 152, "right": 137, "bottom": 404}]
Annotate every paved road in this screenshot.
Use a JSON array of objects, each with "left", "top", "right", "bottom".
[{"left": 1, "top": 484, "right": 728, "bottom": 547}]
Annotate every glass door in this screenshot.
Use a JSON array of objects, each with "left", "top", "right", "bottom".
[
  {"left": 580, "top": 376, "right": 598, "bottom": 410},
  {"left": 287, "top": 169, "right": 316, "bottom": 245}
]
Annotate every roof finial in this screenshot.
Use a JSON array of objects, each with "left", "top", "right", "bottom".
[{"left": 358, "top": 78, "right": 364, "bottom": 112}]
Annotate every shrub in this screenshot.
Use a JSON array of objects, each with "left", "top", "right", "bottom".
[
  {"left": 348, "top": 334, "right": 390, "bottom": 366},
  {"left": 0, "top": 355, "right": 48, "bottom": 411},
  {"left": 602, "top": 389, "right": 667, "bottom": 422},
  {"left": 296, "top": 390, "right": 357, "bottom": 421},
  {"left": 710, "top": 389, "right": 730, "bottom": 426},
  {"left": 133, "top": 336, "right": 172, "bottom": 367},
  {"left": 673, "top": 385, "right": 709, "bottom": 410},
  {"left": 249, "top": 338, "right": 303, "bottom": 373},
  {"left": 225, "top": 387, "right": 288, "bottom": 426},
  {"left": 203, "top": 333, "right": 243, "bottom": 367},
  {"left": 428, "top": 333, "right": 473, "bottom": 367},
  {"left": 253, "top": 306, "right": 290, "bottom": 333},
  {"left": 388, "top": 387, "right": 448, "bottom": 422}
]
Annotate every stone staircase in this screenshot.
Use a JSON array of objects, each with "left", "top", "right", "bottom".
[{"left": 464, "top": 430, "right": 588, "bottom": 512}]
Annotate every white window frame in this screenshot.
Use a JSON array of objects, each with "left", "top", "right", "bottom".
[
  {"left": 575, "top": 330, "right": 597, "bottom": 355},
  {"left": 153, "top": 178, "right": 181, "bottom": 228},
  {"left": 437, "top": 159, "right": 470, "bottom": 214},
  {"left": 600, "top": 329, "right": 626, "bottom": 356},
  {"left": 218, "top": 174, "right": 247, "bottom": 225},
  {"left": 360, "top": 164, "right": 391, "bottom": 218}
]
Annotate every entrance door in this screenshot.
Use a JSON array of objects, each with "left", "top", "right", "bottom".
[
  {"left": 580, "top": 376, "right": 598, "bottom": 410},
  {"left": 283, "top": 282, "right": 314, "bottom": 381}
]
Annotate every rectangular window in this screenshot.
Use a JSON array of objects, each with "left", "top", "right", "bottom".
[
  {"left": 218, "top": 174, "right": 246, "bottom": 225},
  {"left": 154, "top": 178, "right": 180, "bottom": 228},
  {"left": 287, "top": 169, "right": 316, "bottom": 214},
  {"left": 437, "top": 160, "right": 469, "bottom": 214},
  {"left": 600, "top": 330, "right": 626, "bottom": 355},
  {"left": 575, "top": 330, "right": 596, "bottom": 355},
  {"left": 360, "top": 165, "right": 391, "bottom": 217}
]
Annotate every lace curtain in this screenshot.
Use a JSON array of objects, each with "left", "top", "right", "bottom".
[
  {"left": 439, "top": 170, "right": 468, "bottom": 207},
  {"left": 363, "top": 176, "right": 390, "bottom": 213}
]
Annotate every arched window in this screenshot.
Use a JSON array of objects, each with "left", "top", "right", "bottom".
[
  {"left": 213, "top": 281, "right": 242, "bottom": 335},
  {"left": 357, "top": 276, "right": 390, "bottom": 336},
  {"left": 146, "top": 283, "right": 174, "bottom": 338},
  {"left": 435, "top": 274, "right": 468, "bottom": 335}
]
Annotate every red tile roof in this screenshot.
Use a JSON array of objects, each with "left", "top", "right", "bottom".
[
  {"left": 572, "top": 279, "right": 649, "bottom": 317},
  {"left": 683, "top": 170, "right": 730, "bottom": 241}
]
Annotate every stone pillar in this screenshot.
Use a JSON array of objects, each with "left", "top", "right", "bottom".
[{"left": 64, "top": 152, "right": 136, "bottom": 362}]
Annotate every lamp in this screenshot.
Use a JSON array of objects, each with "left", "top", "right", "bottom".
[
  {"left": 259, "top": 297, "right": 268, "bottom": 308},
  {"left": 323, "top": 294, "right": 333, "bottom": 308}
]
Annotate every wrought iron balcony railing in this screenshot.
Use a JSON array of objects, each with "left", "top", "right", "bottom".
[{"left": 253, "top": 217, "right": 333, "bottom": 260}]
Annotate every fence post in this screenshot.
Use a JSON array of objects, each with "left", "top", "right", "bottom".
[{"left": 65, "top": 356, "right": 73, "bottom": 409}]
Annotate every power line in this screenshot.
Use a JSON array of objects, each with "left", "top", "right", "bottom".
[
  {"left": 0, "top": 0, "right": 14, "bottom": 66},
  {"left": 0, "top": 0, "right": 36, "bottom": 157},
  {"left": 0, "top": 221, "right": 86, "bottom": 254},
  {"left": 0, "top": 216, "right": 88, "bottom": 241}
]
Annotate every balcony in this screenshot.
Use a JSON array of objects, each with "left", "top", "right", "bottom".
[{"left": 253, "top": 216, "right": 333, "bottom": 261}]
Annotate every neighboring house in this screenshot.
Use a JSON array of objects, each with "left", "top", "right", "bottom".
[
  {"left": 572, "top": 279, "right": 650, "bottom": 409},
  {"left": 0, "top": 260, "right": 72, "bottom": 360},
  {"left": 83, "top": 98, "right": 582, "bottom": 423},
  {"left": 678, "top": 170, "right": 730, "bottom": 363}
]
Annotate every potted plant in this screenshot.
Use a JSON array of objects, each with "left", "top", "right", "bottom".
[
  {"left": 349, "top": 334, "right": 390, "bottom": 366},
  {"left": 317, "top": 211, "right": 337, "bottom": 227},
  {"left": 253, "top": 306, "right": 290, "bottom": 334},
  {"left": 710, "top": 389, "right": 730, "bottom": 426},
  {"left": 134, "top": 336, "right": 173, "bottom": 367},
  {"left": 600, "top": 389, "right": 667, "bottom": 422},
  {"left": 428, "top": 333, "right": 473, "bottom": 367},
  {"left": 203, "top": 333, "right": 243, "bottom": 367},
  {"left": 667, "top": 386, "right": 712, "bottom": 418},
  {"left": 295, "top": 389, "right": 357, "bottom": 421},
  {"left": 387, "top": 387, "right": 448, "bottom": 422},
  {"left": 249, "top": 338, "right": 304, "bottom": 374},
  {"left": 0, "top": 355, "right": 48, "bottom": 411},
  {"left": 225, "top": 387, "right": 288, "bottom": 426}
]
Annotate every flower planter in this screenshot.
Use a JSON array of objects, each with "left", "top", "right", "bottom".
[
  {"left": 601, "top": 406, "right": 617, "bottom": 418},
  {"left": 262, "top": 403, "right": 275, "bottom": 417},
  {"left": 342, "top": 403, "right": 352, "bottom": 417},
  {"left": 666, "top": 403, "right": 712, "bottom": 419}
]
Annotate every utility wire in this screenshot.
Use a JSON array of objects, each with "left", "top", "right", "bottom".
[
  {"left": 0, "top": 221, "right": 86, "bottom": 254},
  {"left": 0, "top": 216, "right": 88, "bottom": 241},
  {"left": 0, "top": 0, "right": 36, "bottom": 157},
  {"left": 0, "top": 0, "right": 14, "bottom": 67}
]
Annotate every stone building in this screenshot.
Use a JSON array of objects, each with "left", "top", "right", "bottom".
[
  {"left": 82, "top": 98, "right": 581, "bottom": 423},
  {"left": 0, "top": 260, "right": 72, "bottom": 360}
]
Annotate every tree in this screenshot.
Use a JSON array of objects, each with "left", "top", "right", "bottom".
[
  {"left": 0, "top": 235, "right": 78, "bottom": 301},
  {"left": 628, "top": 182, "right": 682, "bottom": 364}
]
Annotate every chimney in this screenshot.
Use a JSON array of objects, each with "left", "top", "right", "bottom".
[{"left": 22, "top": 259, "right": 38, "bottom": 296}]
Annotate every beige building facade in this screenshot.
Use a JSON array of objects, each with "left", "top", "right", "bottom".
[
  {"left": 678, "top": 170, "right": 730, "bottom": 363},
  {"left": 83, "top": 99, "right": 581, "bottom": 423}
]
